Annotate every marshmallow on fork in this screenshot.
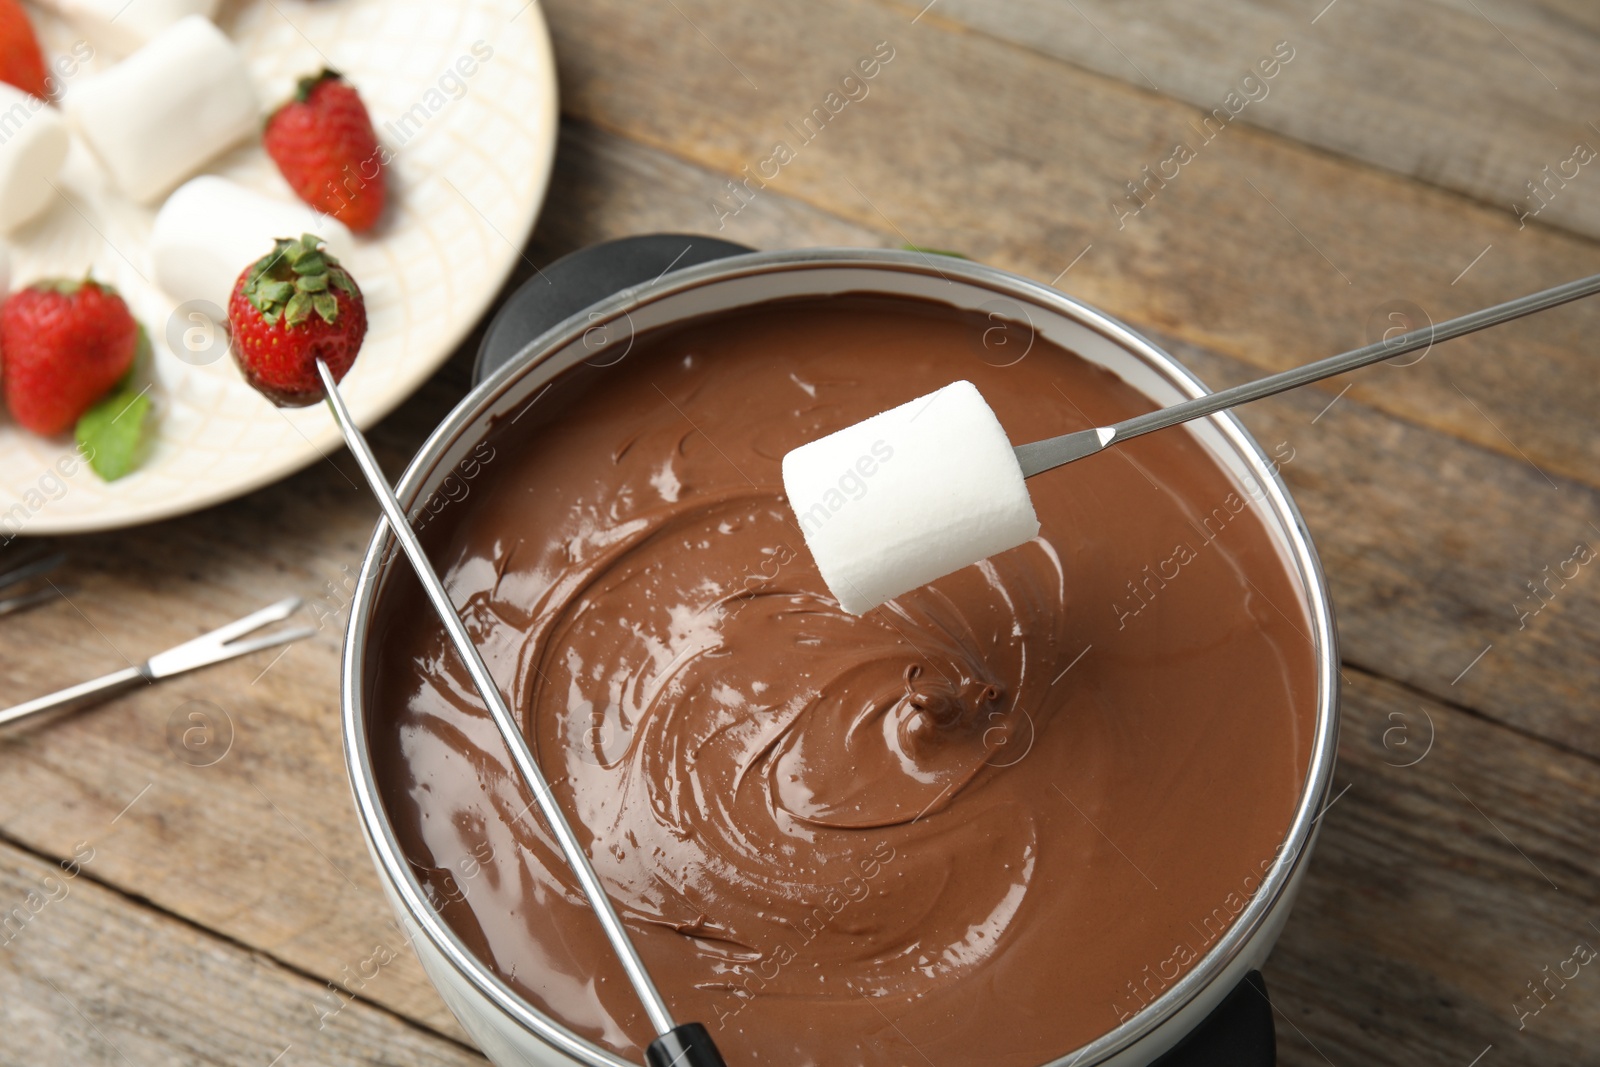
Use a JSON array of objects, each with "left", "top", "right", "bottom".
[
  {"left": 0, "top": 84, "right": 70, "bottom": 234},
  {"left": 64, "top": 15, "right": 258, "bottom": 203},
  {"left": 782, "top": 272, "right": 1600, "bottom": 617},
  {"left": 783, "top": 380, "right": 1040, "bottom": 615},
  {"left": 151, "top": 176, "right": 354, "bottom": 310}
]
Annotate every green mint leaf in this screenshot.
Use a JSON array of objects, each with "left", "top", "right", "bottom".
[
  {"left": 75, "top": 384, "right": 151, "bottom": 482},
  {"left": 74, "top": 322, "right": 153, "bottom": 481}
]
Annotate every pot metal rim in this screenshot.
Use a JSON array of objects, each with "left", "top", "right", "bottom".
[{"left": 340, "top": 247, "right": 1341, "bottom": 1067}]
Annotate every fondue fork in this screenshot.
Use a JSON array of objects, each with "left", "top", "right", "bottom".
[
  {"left": 786, "top": 271, "right": 1600, "bottom": 616},
  {"left": 0, "top": 597, "right": 312, "bottom": 730},
  {"left": 315, "top": 361, "right": 728, "bottom": 1067},
  {"left": 1013, "top": 272, "right": 1600, "bottom": 475}
]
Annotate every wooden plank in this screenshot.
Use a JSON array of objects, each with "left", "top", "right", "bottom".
[
  {"left": 526, "top": 118, "right": 886, "bottom": 253},
  {"left": 914, "top": 0, "right": 1600, "bottom": 241},
  {"left": 0, "top": 836, "right": 485, "bottom": 1065},
  {"left": 1265, "top": 667, "right": 1600, "bottom": 1066},
  {"left": 539, "top": 0, "right": 1600, "bottom": 494}
]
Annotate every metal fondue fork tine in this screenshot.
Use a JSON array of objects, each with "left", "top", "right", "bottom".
[
  {"left": 314, "top": 361, "right": 728, "bottom": 1067},
  {"left": 1014, "top": 272, "right": 1600, "bottom": 477},
  {"left": 0, "top": 597, "right": 313, "bottom": 730}
]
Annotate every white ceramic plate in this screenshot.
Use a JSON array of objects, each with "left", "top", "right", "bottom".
[{"left": 0, "top": 0, "right": 558, "bottom": 534}]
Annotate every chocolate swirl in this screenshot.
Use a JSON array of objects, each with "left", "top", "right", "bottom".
[{"left": 514, "top": 479, "right": 1068, "bottom": 999}]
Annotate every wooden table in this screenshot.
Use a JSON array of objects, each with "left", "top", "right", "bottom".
[{"left": 3, "top": 1, "right": 1598, "bottom": 1064}]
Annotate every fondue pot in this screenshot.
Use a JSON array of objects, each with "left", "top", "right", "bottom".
[{"left": 340, "top": 238, "right": 1341, "bottom": 1067}]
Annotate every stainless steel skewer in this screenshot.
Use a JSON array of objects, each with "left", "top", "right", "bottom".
[
  {"left": 1014, "top": 272, "right": 1600, "bottom": 477},
  {"left": 314, "top": 361, "right": 727, "bottom": 1067}
]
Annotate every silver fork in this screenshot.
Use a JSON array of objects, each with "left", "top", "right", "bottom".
[
  {"left": 0, "top": 596, "right": 314, "bottom": 730},
  {"left": 0, "top": 548, "right": 67, "bottom": 617}
]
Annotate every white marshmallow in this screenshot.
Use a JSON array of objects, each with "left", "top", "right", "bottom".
[
  {"left": 0, "top": 84, "right": 69, "bottom": 233},
  {"left": 55, "top": 0, "right": 221, "bottom": 57},
  {"left": 783, "top": 380, "right": 1040, "bottom": 615},
  {"left": 151, "top": 176, "right": 354, "bottom": 309},
  {"left": 63, "top": 16, "right": 258, "bottom": 203}
]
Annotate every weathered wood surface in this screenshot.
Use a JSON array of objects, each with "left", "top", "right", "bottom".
[
  {"left": 2, "top": 1, "right": 1599, "bottom": 1064},
  {"left": 1265, "top": 668, "right": 1600, "bottom": 1067},
  {"left": 0, "top": 837, "right": 485, "bottom": 1066},
  {"left": 923, "top": 0, "right": 1600, "bottom": 241}
]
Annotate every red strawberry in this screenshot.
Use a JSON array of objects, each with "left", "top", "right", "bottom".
[
  {"left": 1, "top": 279, "right": 138, "bottom": 435},
  {"left": 264, "top": 70, "right": 388, "bottom": 233},
  {"left": 228, "top": 233, "right": 367, "bottom": 407},
  {"left": 0, "top": 0, "right": 49, "bottom": 100}
]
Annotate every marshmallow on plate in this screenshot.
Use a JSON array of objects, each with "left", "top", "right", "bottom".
[
  {"left": 782, "top": 380, "right": 1040, "bottom": 615},
  {"left": 53, "top": 0, "right": 221, "bottom": 57},
  {"left": 64, "top": 16, "right": 258, "bottom": 203},
  {"left": 0, "top": 84, "right": 70, "bottom": 233},
  {"left": 152, "top": 176, "right": 354, "bottom": 310}
]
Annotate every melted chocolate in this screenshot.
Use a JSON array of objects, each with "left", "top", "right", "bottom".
[{"left": 366, "top": 295, "right": 1316, "bottom": 1065}]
